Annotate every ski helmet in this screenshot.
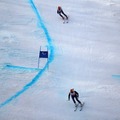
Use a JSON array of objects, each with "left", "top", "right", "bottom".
[
  {"left": 58, "top": 6, "right": 61, "bottom": 10},
  {"left": 70, "top": 89, "right": 74, "bottom": 93}
]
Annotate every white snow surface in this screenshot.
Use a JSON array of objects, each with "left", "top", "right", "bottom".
[{"left": 0, "top": 0, "right": 120, "bottom": 120}]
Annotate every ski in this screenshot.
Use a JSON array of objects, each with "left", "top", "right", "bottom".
[
  {"left": 63, "top": 18, "right": 69, "bottom": 24},
  {"left": 63, "top": 20, "right": 68, "bottom": 24},
  {"left": 80, "top": 102, "right": 84, "bottom": 111},
  {"left": 74, "top": 104, "right": 79, "bottom": 111},
  {"left": 74, "top": 102, "right": 85, "bottom": 112}
]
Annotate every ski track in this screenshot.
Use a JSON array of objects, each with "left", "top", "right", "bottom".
[{"left": 0, "top": 0, "right": 54, "bottom": 108}]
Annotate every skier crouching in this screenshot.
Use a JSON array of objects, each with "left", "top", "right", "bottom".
[
  {"left": 68, "top": 89, "right": 82, "bottom": 107},
  {"left": 57, "top": 6, "right": 68, "bottom": 20}
]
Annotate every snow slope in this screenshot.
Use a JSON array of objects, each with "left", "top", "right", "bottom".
[{"left": 0, "top": 0, "right": 120, "bottom": 120}]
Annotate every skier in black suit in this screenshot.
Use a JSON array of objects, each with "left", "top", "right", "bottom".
[
  {"left": 68, "top": 89, "right": 82, "bottom": 107},
  {"left": 57, "top": 6, "right": 68, "bottom": 20}
]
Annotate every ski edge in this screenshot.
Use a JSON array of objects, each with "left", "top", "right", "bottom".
[{"left": 80, "top": 102, "right": 85, "bottom": 111}]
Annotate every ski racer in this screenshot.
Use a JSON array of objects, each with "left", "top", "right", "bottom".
[
  {"left": 57, "top": 6, "right": 68, "bottom": 20},
  {"left": 68, "top": 89, "right": 82, "bottom": 107}
]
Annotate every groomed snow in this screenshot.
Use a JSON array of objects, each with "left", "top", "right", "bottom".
[{"left": 0, "top": 0, "right": 120, "bottom": 120}]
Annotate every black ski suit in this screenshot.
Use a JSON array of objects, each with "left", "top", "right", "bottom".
[
  {"left": 68, "top": 91, "right": 82, "bottom": 105},
  {"left": 57, "top": 7, "right": 68, "bottom": 20}
]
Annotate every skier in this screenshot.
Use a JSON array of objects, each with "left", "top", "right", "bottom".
[
  {"left": 68, "top": 89, "right": 82, "bottom": 107},
  {"left": 57, "top": 6, "right": 68, "bottom": 20}
]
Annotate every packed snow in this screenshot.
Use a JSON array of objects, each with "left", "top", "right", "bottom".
[{"left": 0, "top": 0, "right": 120, "bottom": 120}]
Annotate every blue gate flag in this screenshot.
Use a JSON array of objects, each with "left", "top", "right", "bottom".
[{"left": 39, "top": 51, "right": 48, "bottom": 58}]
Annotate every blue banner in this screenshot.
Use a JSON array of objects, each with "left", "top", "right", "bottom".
[{"left": 39, "top": 51, "right": 48, "bottom": 58}]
